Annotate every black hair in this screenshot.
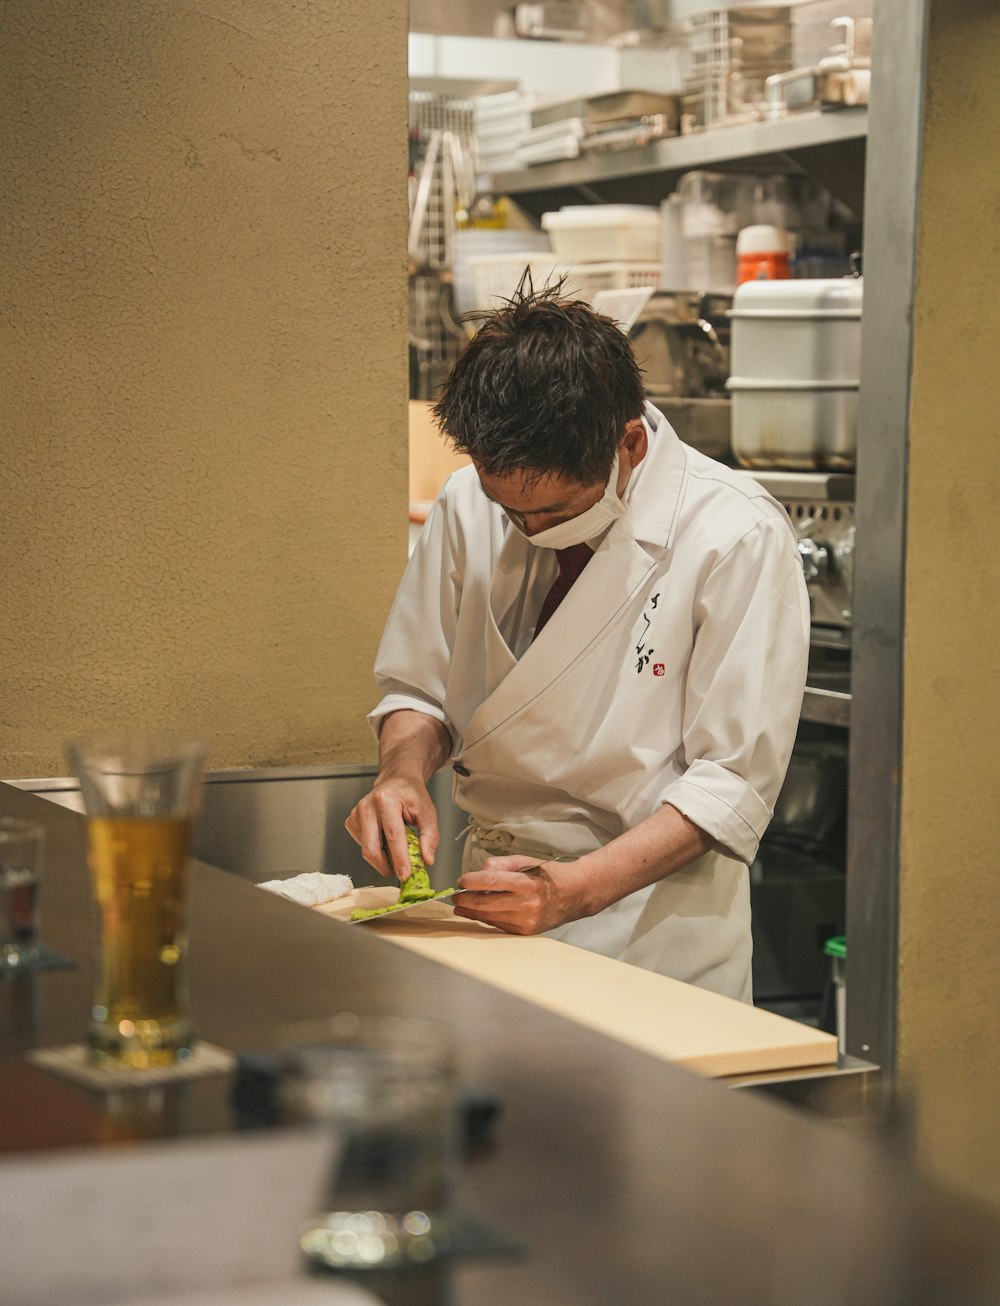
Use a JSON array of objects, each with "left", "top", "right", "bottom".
[{"left": 432, "top": 275, "right": 645, "bottom": 486}]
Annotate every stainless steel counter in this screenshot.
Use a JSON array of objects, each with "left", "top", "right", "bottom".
[{"left": 1, "top": 779, "right": 997, "bottom": 1306}]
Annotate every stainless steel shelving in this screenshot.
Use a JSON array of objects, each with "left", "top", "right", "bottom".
[
  {"left": 488, "top": 108, "right": 868, "bottom": 195},
  {"left": 802, "top": 685, "right": 851, "bottom": 728}
]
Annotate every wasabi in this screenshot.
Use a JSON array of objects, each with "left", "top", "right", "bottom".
[
  {"left": 397, "top": 825, "right": 436, "bottom": 903},
  {"left": 350, "top": 824, "right": 449, "bottom": 922},
  {"left": 350, "top": 886, "right": 456, "bottom": 922}
]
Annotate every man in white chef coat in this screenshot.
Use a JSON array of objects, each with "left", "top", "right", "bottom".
[{"left": 347, "top": 284, "right": 809, "bottom": 1002}]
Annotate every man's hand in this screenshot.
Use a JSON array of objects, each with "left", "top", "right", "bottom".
[
  {"left": 453, "top": 855, "right": 594, "bottom": 934},
  {"left": 346, "top": 775, "right": 439, "bottom": 880},
  {"left": 452, "top": 806, "right": 714, "bottom": 934},
  {"left": 345, "top": 710, "right": 451, "bottom": 879}
]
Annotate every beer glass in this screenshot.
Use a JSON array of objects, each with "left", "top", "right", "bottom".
[{"left": 67, "top": 733, "right": 207, "bottom": 1068}]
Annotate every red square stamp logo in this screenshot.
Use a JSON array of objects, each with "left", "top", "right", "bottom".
[{"left": 653, "top": 663, "right": 665, "bottom": 676}]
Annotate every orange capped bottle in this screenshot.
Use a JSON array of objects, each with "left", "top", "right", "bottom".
[{"left": 736, "top": 225, "right": 791, "bottom": 284}]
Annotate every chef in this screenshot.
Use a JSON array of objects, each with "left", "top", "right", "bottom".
[{"left": 346, "top": 283, "right": 809, "bottom": 1002}]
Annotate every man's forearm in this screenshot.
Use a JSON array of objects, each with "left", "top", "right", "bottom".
[
  {"left": 376, "top": 709, "right": 452, "bottom": 786},
  {"left": 572, "top": 803, "right": 714, "bottom": 918}
]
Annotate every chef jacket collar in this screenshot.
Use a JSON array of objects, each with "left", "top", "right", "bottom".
[{"left": 612, "top": 402, "right": 688, "bottom": 552}]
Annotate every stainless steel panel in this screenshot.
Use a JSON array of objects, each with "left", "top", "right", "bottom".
[
  {"left": 847, "top": 0, "right": 931, "bottom": 1075},
  {"left": 10, "top": 766, "right": 469, "bottom": 890},
  {"left": 745, "top": 470, "right": 855, "bottom": 501}
]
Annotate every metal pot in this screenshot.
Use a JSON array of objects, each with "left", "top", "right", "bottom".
[{"left": 727, "top": 276, "right": 862, "bottom": 471}]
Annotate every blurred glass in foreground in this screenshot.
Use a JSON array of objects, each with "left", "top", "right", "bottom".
[
  {"left": 276, "top": 1012, "right": 459, "bottom": 1269},
  {"left": 67, "top": 733, "right": 207, "bottom": 1069},
  {"left": 0, "top": 818, "right": 45, "bottom": 970}
]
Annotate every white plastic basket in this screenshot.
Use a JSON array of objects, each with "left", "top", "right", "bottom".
[
  {"left": 541, "top": 205, "right": 663, "bottom": 262},
  {"left": 468, "top": 254, "right": 660, "bottom": 310},
  {"left": 535, "top": 260, "right": 662, "bottom": 301},
  {"left": 466, "top": 253, "right": 539, "bottom": 310}
]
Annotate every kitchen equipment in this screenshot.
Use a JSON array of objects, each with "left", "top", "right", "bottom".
[
  {"left": 631, "top": 290, "right": 730, "bottom": 396},
  {"left": 680, "top": 7, "right": 794, "bottom": 132},
  {"left": 727, "top": 274, "right": 862, "bottom": 470},
  {"left": 541, "top": 205, "right": 662, "bottom": 263},
  {"left": 629, "top": 290, "right": 732, "bottom": 460},
  {"left": 763, "top": 14, "right": 873, "bottom": 118},
  {"left": 514, "top": 2, "right": 590, "bottom": 42},
  {"left": 769, "top": 739, "right": 848, "bottom": 849},
  {"left": 745, "top": 471, "right": 855, "bottom": 634},
  {"left": 533, "top": 91, "right": 680, "bottom": 130},
  {"left": 408, "top": 94, "right": 477, "bottom": 398},
  {"left": 823, "top": 935, "right": 848, "bottom": 1054},
  {"left": 818, "top": 16, "right": 872, "bottom": 107}
]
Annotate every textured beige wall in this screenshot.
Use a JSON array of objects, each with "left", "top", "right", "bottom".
[
  {"left": 0, "top": 1, "right": 408, "bottom": 776},
  {"left": 899, "top": 0, "right": 1000, "bottom": 1212}
]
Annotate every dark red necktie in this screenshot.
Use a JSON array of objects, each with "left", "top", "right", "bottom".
[{"left": 533, "top": 543, "right": 593, "bottom": 639}]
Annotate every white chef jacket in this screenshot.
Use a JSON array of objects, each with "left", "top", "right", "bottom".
[{"left": 369, "top": 403, "right": 810, "bottom": 1001}]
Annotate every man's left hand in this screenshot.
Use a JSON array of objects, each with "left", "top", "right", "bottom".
[{"left": 453, "top": 855, "right": 592, "bottom": 934}]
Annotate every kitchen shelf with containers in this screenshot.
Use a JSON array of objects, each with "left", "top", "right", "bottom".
[
  {"left": 474, "top": 10, "right": 871, "bottom": 199},
  {"left": 487, "top": 107, "right": 868, "bottom": 197}
]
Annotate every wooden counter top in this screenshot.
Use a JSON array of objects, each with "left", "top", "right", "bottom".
[{"left": 319, "top": 887, "right": 837, "bottom": 1078}]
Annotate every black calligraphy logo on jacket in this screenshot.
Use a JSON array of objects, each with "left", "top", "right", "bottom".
[{"left": 635, "top": 592, "right": 660, "bottom": 674}]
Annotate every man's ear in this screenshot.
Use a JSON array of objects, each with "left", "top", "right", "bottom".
[{"left": 622, "top": 418, "right": 649, "bottom": 468}]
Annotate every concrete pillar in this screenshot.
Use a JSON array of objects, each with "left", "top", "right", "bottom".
[
  {"left": 899, "top": 0, "right": 1000, "bottom": 1212},
  {"left": 0, "top": 0, "right": 408, "bottom": 774}
]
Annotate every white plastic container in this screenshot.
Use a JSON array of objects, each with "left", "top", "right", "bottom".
[
  {"left": 541, "top": 205, "right": 662, "bottom": 263},
  {"left": 727, "top": 277, "right": 863, "bottom": 470}
]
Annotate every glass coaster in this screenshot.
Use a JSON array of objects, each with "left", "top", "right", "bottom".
[
  {"left": 0, "top": 944, "right": 77, "bottom": 975},
  {"left": 27, "top": 1040, "right": 235, "bottom": 1091}
]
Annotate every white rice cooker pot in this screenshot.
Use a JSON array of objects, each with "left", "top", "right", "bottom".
[{"left": 726, "top": 277, "right": 863, "bottom": 471}]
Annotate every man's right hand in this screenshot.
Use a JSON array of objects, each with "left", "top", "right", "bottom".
[{"left": 344, "top": 710, "right": 451, "bottom": 879}]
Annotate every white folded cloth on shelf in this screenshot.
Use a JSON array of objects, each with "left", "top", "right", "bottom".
[{"left": 258, "top": 872, "right": 354, "bottom": 907}]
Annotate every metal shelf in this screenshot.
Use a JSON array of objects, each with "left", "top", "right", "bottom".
[
  {"left": 739, "top": 470, "right": 856, "bottom": 503},
  {"left": 801, "top": 685, "right": 851, "bottom": 728},
  {"left": 488, "top": 109, "right": 868, "bottom": 195}
]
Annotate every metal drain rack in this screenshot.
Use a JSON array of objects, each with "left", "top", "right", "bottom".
[{"left": 408, "top": 93, "right": 476, "bottom": 400}]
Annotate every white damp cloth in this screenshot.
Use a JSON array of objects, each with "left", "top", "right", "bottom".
[{"left": 257, "top": 872, "right": 354, "bottom": 907}]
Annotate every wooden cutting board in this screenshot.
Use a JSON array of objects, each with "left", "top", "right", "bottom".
[{"left": 316, "top": 887, "right": 837, "bottom": 1079}]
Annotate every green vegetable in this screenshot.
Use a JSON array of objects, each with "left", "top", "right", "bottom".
[
  {"left": 350, "top": 886, "right": 456, "bottom": 922},
  {"left": 349, "top": 825, "right": 444, "bottom": 922},
  {"left": 397, "top": 825, "right": 436, "bottom": 903}
]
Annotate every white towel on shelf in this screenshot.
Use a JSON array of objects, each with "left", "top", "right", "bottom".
[{"left": 258, "top": 872, "right": 354, "bottom": 907}]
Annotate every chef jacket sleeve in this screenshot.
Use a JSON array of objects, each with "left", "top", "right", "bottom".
[
  {"left": 660, "top": 512, "right": 810, "bottom": 864},
  {"left": 367, "top": 492, "right": 461, "bottom": 751}
]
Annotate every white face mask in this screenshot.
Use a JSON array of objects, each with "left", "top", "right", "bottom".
[{"left": 508, "top": 453, "right": 627, "bottom": 550}]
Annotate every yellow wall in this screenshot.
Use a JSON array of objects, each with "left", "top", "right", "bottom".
[
  {"left": 900, "top": 0, "right": 1000, "bottom": 1211},
  {"left": 0, "top": 1, "right": 408, "bottom": 776}
]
